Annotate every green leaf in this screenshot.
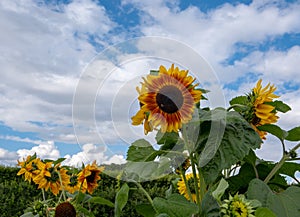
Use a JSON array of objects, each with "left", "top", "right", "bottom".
[
  {"left": 229, "top": 96, "right": 248, "bottom": 106},
  {"left": 127, "top": 139, "right": 158, "bottom": 162},
  {"left": 153, "top": 194, "right": 198, "bottom": 217},
  {"left": 53, "top": 157, "right": 66, "bottom": 165},
  {"left": 200, "top": 193, "right": 220, "bottom": 217},
  {"left": 247, "top": 179, "right": 300, "bottom": 217},
  {"left": 193, "top": 109, "right": 261, "bottom": 184},
  {"left": 124, "top": 158, "right": 171, "bottom": 181},
  {"left": 136, "top": 203, "right": 156, "bottom": 217},
  {"left": 212, "top": 178, "right": 229, "bottom": 202},
  {"left": 257, "top": 124, "right": 288, "bottom": 141},
  {"left": 279, "top": 162, "right": 300, "bottom": 178},
  {"left": 150, "top": 70, "right": 159, "bottom": 75},
  {"left": 285, "top": 126, "right": 300, "bottom": 141},
  {"left": 114, "top": 183, "right": 129, "bottom": 217},
  {"left": 87, "top": 196, "right": 114, "bottom": 207},
  {"left": 156, "top": 214, "right": 170, "bottom": 217},
  {"left": 265, "top": 100, "right": 291, "bottom": 113},
  {"left": 20, "top": 212, "right": 36, "bottom": 217},
  {"left": 77, "top": 206, "right": 95, "bottom": 217},
  {"left": 255, "top": 207, "right": 276, "bottom": 217},
  {"left": 155, "top": 131, "right": 179, "bottom": 151}
]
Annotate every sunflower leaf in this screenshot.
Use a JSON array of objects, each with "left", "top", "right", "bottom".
[
  {"left": 136, "top": 203, "right": 156, "bottom": 217},
  {"left": 127, "top": 139, "right": 159, "bottom": 162},
  {"left": 247, "top": 179, "right": 300, "bottom": 217},
  {"left": 265, "top": 100, "right": 291, "bottom": 113},
  {"left": 87, "top": 196, "right": 114, "bottom": 207},
  {"left": 255, "top": 207, "right": 276, "bottom": 217},
  {"left": 257, "top": 124, "right": 288, "bottom": 141},
  {"left": 191, "top": 109, "right": 261, "bottom": 184},
  {"left": 114, "top": 183, "right": 129, "bottom": 217},
  {"left": 285, "top": 126, "right": 300, "bottom": 141},
  {"left": 153, "top": 194, "right": 198, "bottom": 217}
]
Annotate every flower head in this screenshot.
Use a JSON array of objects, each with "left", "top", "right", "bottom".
[
  {"left": 77, "top": 161, "right": 104, "bottom": 194},
  {"left": 55, "top": 202, "right": 76, "bottom": 217},
  {"left": 131, "top": 64, "right": 202, "bottom": 134},
  {"left": 250, "top": 79, "right": 279, "bottom": 139},
  {"left": 33, "top": 161, "right": 70, "bottom": 196},
  {"left": 17, "top": 155, "right": 42, "bottom": 183},
  {"left": 177, "top": 173, "right": 200, "bottom": 203},
  {"left": 220, "top": 194, "right": 257, "bottom": 217}
]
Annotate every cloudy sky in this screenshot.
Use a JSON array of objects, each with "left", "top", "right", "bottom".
[{"left": 0, "top": 0, "right": 299, "bottom": 167}]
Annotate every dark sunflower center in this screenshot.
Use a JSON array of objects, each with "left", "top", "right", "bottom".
[
  {"left": 156, "top": 85, "right": 184, "bottom": 113},
  {"left": 86, "top": 171, "right": 97, "bottom": 183},
  {"left": 55, "top": 202, "right": 76, "bottom": 217}
]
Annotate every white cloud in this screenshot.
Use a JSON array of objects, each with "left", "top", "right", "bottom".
[
  {"left": 63, "top": 143, "right": 126, "bottom": 167},
  {"left": 17, "top": 140, "right": 60, "bottom": 160},
  {"left": 0, "top": 148, "right": 18, "bottom": 165}
]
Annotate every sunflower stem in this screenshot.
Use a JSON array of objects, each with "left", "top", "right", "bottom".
[
  {"left": 190, "top": 153, "right": 202, "bottom": 213},
  {"left": 42, "top": 188, "right": 46, "bottom": 201},
  {"left": 58, "top": 172, "right": 67, "bottom": 201},
  {"left": 264, "top": 142, "right": 300, "bottom": 184},
  {"left": 133, "top": 181, "right": 154, "bottom": 207},
  {"left": 180, "top": 166, "right": 194, "bottom": 203}
]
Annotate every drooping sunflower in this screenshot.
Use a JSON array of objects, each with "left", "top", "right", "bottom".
[
  {"left": 220, "top": 194, "right": 257, "bottom": 217},
  {"left": 55, "top": 202, "right": 76, "bottom": 217},
  {"left": 177, "top": 173, "right": 200, "bottom": 203},
  {"left": 250, "top": 79, "right": 279, "bottom": 139},
  {"left": 33, "top": 161, "right": 70, "bottom": 196},
  {"left": 77, "top": 161, "right": 104, "bottom": 194},
  {"left": 131, "top": 64, "right": 202, "bottom": 134},
  {"left": 17, "top": 155, "right": 42, "bottom": 183}
]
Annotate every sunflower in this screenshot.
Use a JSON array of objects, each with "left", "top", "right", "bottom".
[
  {"left": 131, "top": 64, "right": 202, "bottom": 134},
  {"left": 177, "top": 173, "right": 200, "bottom": 203},
  {"left": 77, "top": 161, "right": 104, "bottom": 194},
  {"left": 17, "top": 155, "right": 42, "bottom": 183},
  {"left": 250, "top": 79, "right": 279, "bottom": 139},
  {"left": 55, "top": 202, "right": 76, "bottom": 217},
  {"left": 65, "top": 173, "right": 81, "bottom": 194},
  {"left": 33, "top": 161, "right": 70, "bottom": 196},
  {"left": 220, "top": 194, "right": 257, "bottom": 217}
]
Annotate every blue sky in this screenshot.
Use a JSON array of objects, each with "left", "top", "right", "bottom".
[{"left": 0, "top": 0, "right": 299, "bottom": 166}]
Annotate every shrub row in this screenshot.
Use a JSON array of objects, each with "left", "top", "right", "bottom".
[{"left": 0, "top": 166, "right": 171, "bottom": 217}]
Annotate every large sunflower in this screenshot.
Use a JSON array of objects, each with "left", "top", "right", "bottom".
[
  {"left": 131, "top": 64, "right": 202, "bottom": 134},
  {"left": 65, "top": 173, "right": 81, "bottom": 194},
  {"left": 77, "top": 161, "right": 104, "bottom": 194},
  {"left": 177, "top": 173, "right": 200, "bottom": 203},
  {"left": 251, "top": 79, "right": 279, "bottom": 139},
  {"left": 17, "top": 155, "right": 42, "bottom": 183},
  {"left": 33, "top": 161, "right": 70, "bottom": 196}
]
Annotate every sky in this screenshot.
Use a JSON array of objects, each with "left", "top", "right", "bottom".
[{"left": 0, "top": 0, "right": 299, "bottom": 167}]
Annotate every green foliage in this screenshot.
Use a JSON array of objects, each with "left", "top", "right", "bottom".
[
  {"left": 183, "top": 108, "right": 261, "bottom": 184},
  {"left": 152, "top": 194, "right": 199, "bottom": 217},
  {"left": 247, "top": 179, "right": 300, "bottom": 217},
  {"left": 114, "top": 183, "right": 129, "bottom": 217}
]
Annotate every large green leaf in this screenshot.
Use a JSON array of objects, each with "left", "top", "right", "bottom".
[
  {"left": 155, "top": 131, "right": 179, "bottom": 150},
  {"left": 87, "top": 196, "right": 114, "bottom": 207},
  {"left": 285, "top": 126, "right": 300, "bottom": 141},
  {"left": 200, "top": 193, "right": 220, "bottom": 217},
  {"left": 255, "top": 207, "right": 276, "bottom": 217},
  {"left": 247, "top": 179, "right": 300, "bottom": 217},
  {"left": 123, "top": 159, "right": 171, "bottom": 181},
  {"left": 127, "top": 139, "right": 158, "bottom": 162},
  {"left": 136, "top": 203, "right": 156, "bottom": 217},
  {"left": 257, "top": 124, "right": 288, "bottom": 141},
  {"left": 191, "top": 109, "right": 261, "bottom": 184},
  {"left": 153, "top": 194, "right": 198, "bottom": 217},
  {"left": 265, "top": 100, "right": 291, "bottom": 113},
  {"left": 279, "top": 162, "right": 300, "bottom": 179},
  {"left": 114, "top": 183, "right": 129, "bottom": 217}
]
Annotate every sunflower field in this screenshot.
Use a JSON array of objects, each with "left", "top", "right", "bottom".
[{"left": 9, "top": 64, "right": 300, "bottom": 216}]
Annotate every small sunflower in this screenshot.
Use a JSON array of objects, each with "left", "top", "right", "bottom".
[
  {"left": 33, "top": 161, "right": 70, "bottom": 196},
  {"left": 65, "top": 173, "right": 81, "bottom": 194},
  {"left": 131, "top": 64, "right": 202, "bottom": 134},
  {"left": 77, "top": 161, "right": 104, "bottom": 194},
  {"left": 55, "top": 202, "right": 76, "bottom": 217},
  {"left": 177, "top": 173, "right": 200, "bottom": 203},
  {"left": 220, "top": 194, "right": 257, "bottom": 217},
  {"left": 251, "top": 79, "right": 279, "bottom": 139},
  {"left": 17, "top": 155, "right": 42, "bottom": 183}
]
